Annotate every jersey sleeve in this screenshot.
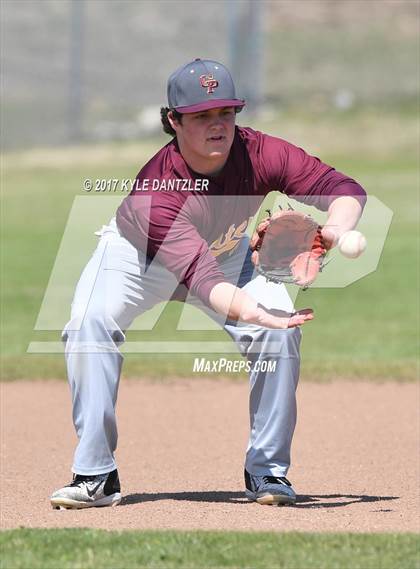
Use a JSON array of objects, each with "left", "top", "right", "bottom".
[
  {"left": 258, "top": 133, "right": 367, "bottom": 211},
  {"left": 117, "top": 191, "right": 226, "bottom": 307}
]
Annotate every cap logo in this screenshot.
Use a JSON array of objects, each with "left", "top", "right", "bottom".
[{"left": 199, "top": 74, "right": 219, "bottom": 94}]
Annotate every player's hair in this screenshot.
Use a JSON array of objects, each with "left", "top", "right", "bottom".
[
  {"left": 160, "top": 106, "right": 240, "bottom": 136},
  {"left": 160, "top": 107, "right": 183, "bottom": 136}
]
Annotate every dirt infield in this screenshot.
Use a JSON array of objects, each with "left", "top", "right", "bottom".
[{"left": 1, "top": 380, "right": 418, "bottom": 532}]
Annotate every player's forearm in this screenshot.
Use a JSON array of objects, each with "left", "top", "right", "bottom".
[
  {"left": 208, "top": 282, "right": 307, "bottom": 329},
  {"left": 323, "top": 196, "right": 363, "bottom": 247},
  {"left": 209, "top": 282, "right": 257, "bottom": 321}
]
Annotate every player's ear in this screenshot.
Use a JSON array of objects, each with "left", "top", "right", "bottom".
[{"left": 168, "top": 111, "right": 181, "bottom": 131}]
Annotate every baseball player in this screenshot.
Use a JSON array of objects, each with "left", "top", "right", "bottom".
[{"left": 50, "top": 58, "right": 366, "bottom": 509}]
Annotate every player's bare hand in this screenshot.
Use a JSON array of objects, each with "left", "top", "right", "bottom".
[
  {"left": 253, "top": 303, "right": 314, "bottom": 330},
  {"left": 288, "top": 308, "right": 314, "bottom": 327},
  {"left": 257, "top": 305, "right": 314, "bottom": 329}
]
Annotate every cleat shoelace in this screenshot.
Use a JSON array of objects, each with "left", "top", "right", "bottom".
[
  {"left": 262, "top": 475, "right": 292, "bottom": 487},
  {"left": 68, "top": 474, "right": 100, "bottom": 488}
]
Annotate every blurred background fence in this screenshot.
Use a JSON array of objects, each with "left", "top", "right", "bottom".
[{"left": 1, "top": 0, "right": 419, "bottom": 150}]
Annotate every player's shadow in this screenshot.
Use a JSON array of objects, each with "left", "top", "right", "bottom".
[
  {"left": 121, "top": 491, "right": 247, "bottom": 506},
  {"left": 294, "top": 494, "right": 399, "bottom": 509},
  {"left": 120, "top": 491, "right": 399, "bottom": 508}
]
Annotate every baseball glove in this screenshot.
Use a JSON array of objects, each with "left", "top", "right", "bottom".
[{"left": 250, "top": 207, "right": 328, "bottom": 288}]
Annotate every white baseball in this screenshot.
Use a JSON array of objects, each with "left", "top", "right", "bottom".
[{"left": 338, "top": 230, "right": 367, "bottom": 259}]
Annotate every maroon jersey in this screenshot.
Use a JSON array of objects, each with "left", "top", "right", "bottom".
[{"left": 117, "top": 126, "right": 366, "bottom": 305}]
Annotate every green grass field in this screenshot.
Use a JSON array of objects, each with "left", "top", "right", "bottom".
[
  {"left": 1, "top": 108, "right": 418, "bottom": 381},
  {"left": 1, "top": 529, "right": 419, "bottom": 569},
  {"left": 1, "top": 109, "right": 418, "bottom": 568}
]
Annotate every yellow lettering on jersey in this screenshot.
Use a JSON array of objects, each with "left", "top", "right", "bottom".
[{"left": 210, "top": 217, "right": 253, "bottom": 257}]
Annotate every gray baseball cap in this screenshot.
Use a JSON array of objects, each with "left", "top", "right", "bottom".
[{"left": 167, "top": 58, "right": 245, "bottom": 114}]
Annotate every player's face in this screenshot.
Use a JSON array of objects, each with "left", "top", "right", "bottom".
[{"left": 172, "top": 107, "right": 236, "bottom": 173}]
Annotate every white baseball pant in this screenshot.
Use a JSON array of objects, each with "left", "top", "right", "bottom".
[{"left": 62, "top": 218, "right": 301, "bottom": 478}]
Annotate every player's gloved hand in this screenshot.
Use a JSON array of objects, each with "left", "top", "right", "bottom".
[
  {"left": 250, "top": 208, "right": 330, "bottom": 288},
  {"left": 290, "top": 225, "right": 335, "bottom": 286}
]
